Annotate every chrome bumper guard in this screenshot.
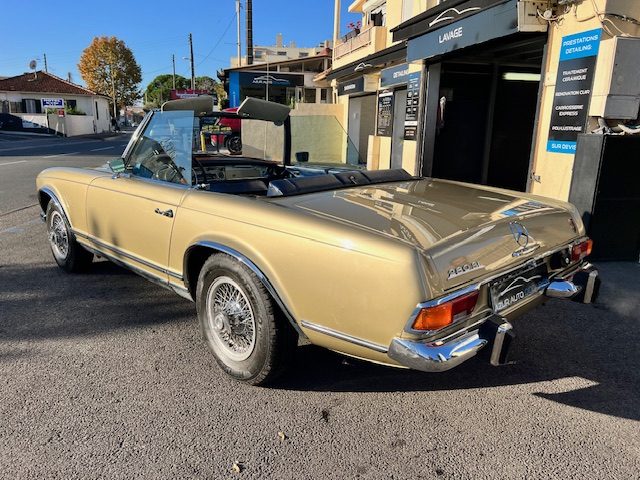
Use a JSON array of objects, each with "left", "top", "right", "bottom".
[
  {"left": 388, "top": 263, "right": 599, "bottom": 373},
  {"left": 388, "top": 316, "right": 514, "bottom": 373},
  {"left": 545, "top": 263, "right": 600, "bottom": 304}
]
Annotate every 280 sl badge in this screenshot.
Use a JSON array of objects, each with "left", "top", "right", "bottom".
[{"left": 447, "top": 261, "right": 483, "bottom": 279}]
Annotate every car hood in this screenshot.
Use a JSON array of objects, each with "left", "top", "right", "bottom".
[{"left": 271, "top": 178, "right": 583, "bottom": 289}]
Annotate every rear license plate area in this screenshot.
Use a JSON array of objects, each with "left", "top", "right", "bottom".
[{"left": 490, "top": 264, "right": 549, "bottom": 313}]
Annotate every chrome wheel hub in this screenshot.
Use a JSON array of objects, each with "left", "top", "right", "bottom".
[
  {"left": 206, "top": 276, "right": 256, "bottom": 362},
  {"left": 49, "top": 211, "right": 69, "bottom": 259}
]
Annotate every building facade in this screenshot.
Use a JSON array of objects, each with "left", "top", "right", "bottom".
[
  {"left": 220, "top": 52, "right": 333, "bottom": 108},
  {"left": 0, "top": 71, "right": 111, "bottom": 136},
  {"left": 231, "top": 33, "right": 332, "bottom": 68},
  {"left": 331, "top": 0, "right": 640, "bottom": 259}
]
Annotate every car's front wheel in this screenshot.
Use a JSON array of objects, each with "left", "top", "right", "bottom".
[
  {"left": 196, "top": 253, "right": 297, "bottom": 385},
  {"left": 46, "top": 201, "right": 93, "bottom": 273}
]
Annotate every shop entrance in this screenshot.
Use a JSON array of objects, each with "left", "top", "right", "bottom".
[
  {"left": 432, "top": 62, "right": 540, "bottom": 191},
  {"left": 347, "top": 94, "right": 376, "bottom": 165},
  {"left": 420, "top": 34, "right": 547, "bottom": 192}
]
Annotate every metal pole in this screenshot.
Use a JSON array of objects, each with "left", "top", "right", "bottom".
[
  {"left": 172, "top": 54, "right": 176, "bottom": 89},
  {"left": 236, "top": 0, "right": 242, "bottom": 67},
  {"left": 246, "top": 0, "right": 253, "bottom": 65},
  {"left": 333, "top": 0, "right": 341, "bottom": 49},
  {"left": 110, "top": 64, "right": 117, "bottom": 121},
  {"left": 43, "top": 53, "right": 48, "bottom": 73},
  {"left": 189, "top": 33, "right": 196, "bottom": 90}
]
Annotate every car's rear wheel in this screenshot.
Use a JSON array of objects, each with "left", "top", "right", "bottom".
[
  {"left": 46, "top": 202, "right": 93, "bottom": 273},
  {"left": 196, "top": 253, "right": 297, "bottom": 385}
]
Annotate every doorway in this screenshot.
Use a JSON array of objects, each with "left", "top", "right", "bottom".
[
  {"left": 426, "top": 33, "right": 544, "bottom": 191},
  {"left": 347, "top": 94, "right": 376, "bottom": 165}
]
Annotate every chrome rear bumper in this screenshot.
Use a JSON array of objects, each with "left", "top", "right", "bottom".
[
  {"left": 388, "top": 316, "right": 514, "bottom": 373},
  {"left": 388, "top": 263, "right": 599, "bottom": 373}
]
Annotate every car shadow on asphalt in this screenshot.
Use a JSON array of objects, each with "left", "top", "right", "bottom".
[
  {"left": 0, "top": 260, "right": 195, "bottom": 342},
  {"left": 273, "top": 266, "right": 640, "bottom": 422},
  {"left": 2, "top": 260, "right": 638, "bottom": 422}
]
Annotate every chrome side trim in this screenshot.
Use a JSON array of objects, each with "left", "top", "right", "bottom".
[
  {"left": 171, "top": 284, "right": 193, "bottom": 301},
  {"left": 184, "top": 241, "right": 305, "bottom": 337},
  {"left": 82, "top": 244, "right": 170, "bottom": 289},
  {"left": 300, "top": 320, "right": 388, "bottom": 353},
  {"left": 73, "top": 230, "right": 183, "bottom": 280}
]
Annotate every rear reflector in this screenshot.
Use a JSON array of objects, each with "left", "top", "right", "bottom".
[
  {"left": 412, "top": 291, "right": 479, "bottom": 331},
  {"left": 571, "top": 239, "right": 593, "bottom": 262}
]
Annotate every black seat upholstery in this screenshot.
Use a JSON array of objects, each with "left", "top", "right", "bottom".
[
  {"left": 361, "top": 168, "right": 413, "bottom": 183},
  {"left": 209, "top": 179, "right": 268, "bottom": 195},
  {"left": 268, "top": 175, "right": 343, "bottom": 197},
  {"left": 334, "top": 171, "right": 371, "bottom": 186}
]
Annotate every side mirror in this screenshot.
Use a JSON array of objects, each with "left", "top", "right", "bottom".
[{"left": 108, "top": 158, "right": 126, "bottom": 173}]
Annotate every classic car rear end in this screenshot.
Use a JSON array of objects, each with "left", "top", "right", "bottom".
[
  {"left": 266, "top": 175, "right": 600, "bottom": 373},
  {"left": 36, "top": 96, "right": 600, "bottom": 385}
]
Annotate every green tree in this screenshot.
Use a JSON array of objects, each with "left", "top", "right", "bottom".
[
  {"left": 195, "top": 76, "right": 227, "bottom": 108},
  {"left": 78, "top": 36, "right": 142, "bottom": 118},
  {"left": 144, "top": 74, "right": 190, "bottom": 108}
]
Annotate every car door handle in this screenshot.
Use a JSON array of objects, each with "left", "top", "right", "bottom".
[{"left": 154, "top": 208, "right": 173, "bottom": 218}]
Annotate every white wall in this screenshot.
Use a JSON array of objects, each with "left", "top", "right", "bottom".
[{"left": 0, "top": 91, "right": 111, "bottom": 134}]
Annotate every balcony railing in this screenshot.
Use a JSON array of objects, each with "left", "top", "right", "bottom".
[{"left": 334, "top": 27, "right": 373, "bottom": 59}]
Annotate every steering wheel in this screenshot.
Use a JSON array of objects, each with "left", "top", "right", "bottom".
[
  {"left": 150, "top": 153, "right": 185, "bottom": 184},
  {"left": 192, "top": 157, "right": 209, "bottom": 185}
]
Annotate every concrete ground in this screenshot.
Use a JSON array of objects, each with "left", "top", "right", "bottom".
[{"left": 0, "top": 137, "right": 639, "bottom": 479}]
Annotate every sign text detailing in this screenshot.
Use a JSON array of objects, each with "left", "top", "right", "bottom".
[{"left": 547, "top": 28, "right": 601, "bottom": 154}]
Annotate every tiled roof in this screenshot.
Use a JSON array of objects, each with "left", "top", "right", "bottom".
[{"left": 0, "top": 71, "right": 106, "bottom": 96}]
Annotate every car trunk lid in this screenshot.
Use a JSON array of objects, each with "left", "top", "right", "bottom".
[{"left": 272, "top": 178, "right": 581, "bottom": 291}]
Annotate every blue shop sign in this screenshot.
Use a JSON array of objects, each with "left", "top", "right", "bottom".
[{"left": 380, "top": 64, "right": 410, "bottom": 88}]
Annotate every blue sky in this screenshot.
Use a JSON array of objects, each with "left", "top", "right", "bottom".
[{"left": 0, "top": 0, "right": 358, "bottom": 90}]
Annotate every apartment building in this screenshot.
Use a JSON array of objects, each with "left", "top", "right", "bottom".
[{"left": 231, "top": 33, "right": 332, "bottom": 68}]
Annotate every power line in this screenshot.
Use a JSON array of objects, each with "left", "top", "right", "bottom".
[{"left": 196, "top": 12, "right": 237, "bottom": 68}]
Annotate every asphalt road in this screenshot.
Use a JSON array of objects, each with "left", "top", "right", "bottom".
[
  {"left": 0, "top": 140, "right": 639, "bottom": 479},
  {"left": 0, "top": 132, "right": 131, "bottom": 216}
]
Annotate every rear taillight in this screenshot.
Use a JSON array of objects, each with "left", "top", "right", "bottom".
[
  {"left": 412, "top": 291, "right": 479, "bottom": 331},
  {"left": 571, "top": 239, "right": 593, "bottom": 262}
]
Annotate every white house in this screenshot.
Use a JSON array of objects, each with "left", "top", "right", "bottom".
[{"left": 0, "top": 71, "right": 111, "bottom": 136}]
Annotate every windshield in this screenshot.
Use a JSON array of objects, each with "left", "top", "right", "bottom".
[
  {"left": 125, "top": 105, "right": 365, "bottom": 189},
  {"left": 197, "top": 113, "right": 363, "bottom": 165}
]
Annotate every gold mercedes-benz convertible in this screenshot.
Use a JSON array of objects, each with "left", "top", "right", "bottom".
[{"left": 36, "top": 96, "right": 600, "bottom": 385}]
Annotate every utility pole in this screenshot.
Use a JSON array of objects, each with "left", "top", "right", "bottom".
[
  {"left": 110, "top": 64, "right": 117, "bottom": 121},
  {"left": 189, "top": 33, "right": 195, "bottom": 90},
  {"left": 333, "top": 0, "right": 341, "bottom": 50},
  {"left": 172, "top": 54, "right": 176, "bottom": 89},
  {"left": 246, "top": 0, "right": 253, "bottom": 65},
  {"left": 43, "top": 53, "right": 48, "bottom": 73},
  {"left": 236, "top": 0, "right": 242, "bottom": 66}
]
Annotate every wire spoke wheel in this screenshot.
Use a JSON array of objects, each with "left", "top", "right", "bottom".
[
  {"left": 206, "top": 276, "right": 256, "bottom": 362},
  {"left": 48, "top": 210, "right": 69, "bottom": 259}
]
